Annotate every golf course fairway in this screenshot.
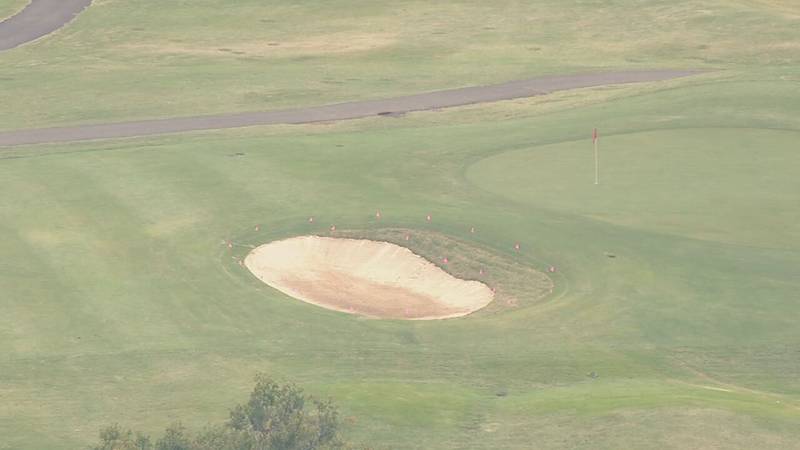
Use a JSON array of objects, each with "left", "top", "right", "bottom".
[{"left": 0, "top": 0, "right": 799, "bottom": 449}]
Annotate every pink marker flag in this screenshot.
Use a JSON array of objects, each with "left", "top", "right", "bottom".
[{"left": 442, "top": 257, "right": 449, "bottom": 264}]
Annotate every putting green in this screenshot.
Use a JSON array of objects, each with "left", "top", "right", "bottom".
[{"left": 466, "top": 128, "right": 800, "bottom": 249}]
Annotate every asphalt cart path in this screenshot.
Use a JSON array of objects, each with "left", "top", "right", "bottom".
[
  {"left": 0, "top": 0, "right": 92, "bottom": 51},
  {"left": 0, "top": 70, "right": 699, "bottom": 147}
]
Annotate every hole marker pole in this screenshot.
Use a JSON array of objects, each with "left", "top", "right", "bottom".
[{"left": 593, "top": 128, "right": 600, "bottom": 185}]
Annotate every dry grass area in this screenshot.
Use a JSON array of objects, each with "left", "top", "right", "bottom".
[
  {"left": 2, "top": 0, "right": 798, "bottom": 131},
  {"left": 121, "top": 32, "right": 397, "bottom": 58},
  {"left": 746, "top": 0, "right": 800, "bottom": 17},
  {"left": 0, "top": 0, "right": 27, "bottom": 20}
]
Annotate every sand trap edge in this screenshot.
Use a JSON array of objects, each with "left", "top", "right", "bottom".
[{"left": 244, "top": 235, "right": 495, "bottom": 320}]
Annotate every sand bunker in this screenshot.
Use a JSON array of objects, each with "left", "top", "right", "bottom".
[{"left": 244, "top": 236, "right": 494, "bottom": 320}]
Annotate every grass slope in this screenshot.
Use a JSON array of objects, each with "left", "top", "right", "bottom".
[
  {"left": 0, "top": 0, "right": 26, "bottom": 20},
  {"left": 1, "top": 1, "right": 799, "bottom": 449},
  {"left": 2, "top": 72, "right": 799, "bottom": 448}
]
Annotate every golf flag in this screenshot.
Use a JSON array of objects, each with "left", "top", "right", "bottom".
[{"left": 592, "top": 128, "right": 600, "bottom": 185}]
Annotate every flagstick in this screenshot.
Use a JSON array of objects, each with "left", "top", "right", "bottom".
[{"left": 594, "top": 136, "right": 600, "bottom": 185}]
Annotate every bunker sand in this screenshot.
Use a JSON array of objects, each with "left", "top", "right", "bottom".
[{"left": 244, "top": 236, "right": 494, "bottom": 320}]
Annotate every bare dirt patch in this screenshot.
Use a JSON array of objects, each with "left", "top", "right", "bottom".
[{"left": 244, "top": 235, "right": 495, "bottom": 319}]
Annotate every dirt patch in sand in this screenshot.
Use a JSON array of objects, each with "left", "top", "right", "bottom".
[{"left": 244, "top": 236, "right": 494, "bottom": 319}]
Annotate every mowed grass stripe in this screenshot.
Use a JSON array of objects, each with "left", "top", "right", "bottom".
[{"left": 1, "top": 162, "right": 198, "bottom": 354}]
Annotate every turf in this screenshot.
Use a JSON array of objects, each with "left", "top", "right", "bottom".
[
  {"left": 468, "top": 128, "right": 800, "bottom": 249},
  {"left": 1, "top": 1, "right": 799, "bottom": 449},
  {"left": 0, "top": 0, "right": 26, "bottom": 19},
  {"left": 2, "top": 75, "right": 800, "bottom": 448}
]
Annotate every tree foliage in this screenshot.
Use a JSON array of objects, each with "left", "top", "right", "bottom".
[{"left": 90, "top": 375, "right": 346, "bottom": 450}]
